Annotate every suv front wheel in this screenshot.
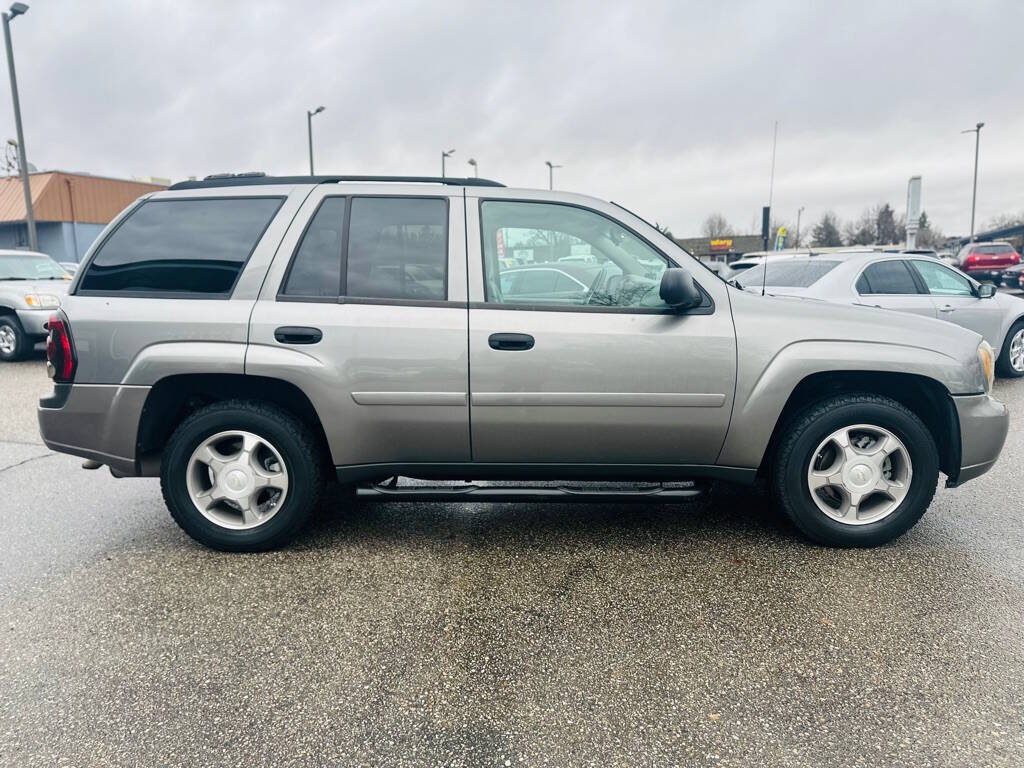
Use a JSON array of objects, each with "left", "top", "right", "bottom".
[
  {"left": 161, "top": 400, "right": 323, "bottom": 551},
  {"left": 771, "top": 393, "right": 939, "bottom": 547}
]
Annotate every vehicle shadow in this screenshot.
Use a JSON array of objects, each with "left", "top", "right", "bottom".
[{"left": 296, "top": 480, "right": 804, "bottom": 551}]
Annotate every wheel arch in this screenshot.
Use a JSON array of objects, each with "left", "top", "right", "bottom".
[
  {"left": 756, "top": 370, "right": 961, "bottom": 482},
  {"left": 135, "top": 373, "right": 332, "bottom": 476}
]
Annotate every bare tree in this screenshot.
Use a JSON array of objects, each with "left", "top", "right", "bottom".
[
  {"left": 701, "top": 213, "right": 733, "bottom": 239},
  {"left": 984, "top": 211, "right": 1024, "bottom": 231},
  {"left": 843, "top": 209, "right": 875, "bottom": 246},
  {"left": 654, "top": 222, "right": 674, "bottom": 238}
]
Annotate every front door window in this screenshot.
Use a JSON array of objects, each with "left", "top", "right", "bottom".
[{"left": 480, "top": 200, "right": 672, "bottom": 309}]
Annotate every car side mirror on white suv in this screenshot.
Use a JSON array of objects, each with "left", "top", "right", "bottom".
[
  {"left": 659, "top": 268, "right": 703, "bottom": 310},
  {"left": 977, "top": 283, "right": 997, "bottom": 299}
]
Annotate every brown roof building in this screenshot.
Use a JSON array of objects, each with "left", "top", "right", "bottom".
[{"left": 0, "top": 171, "right": 166, "bottom": 262}]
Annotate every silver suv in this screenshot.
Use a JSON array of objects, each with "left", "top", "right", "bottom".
[
  {"left": 37, "top": 174, "right": 1009, "bottom": 551},
  {"left": 0, "top": 250, "right": 70, "bottom": 361}
]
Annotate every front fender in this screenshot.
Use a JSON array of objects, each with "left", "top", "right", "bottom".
[{"left": 716, "top": 339, "right": 970, "bottom": 469}]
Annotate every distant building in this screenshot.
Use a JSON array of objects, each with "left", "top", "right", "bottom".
[
  {"left": 0, "top": 171, "right": 166, "bottom": 263},
  {"left": 674, "top": 234, "right": 765, "bottom": 265}
]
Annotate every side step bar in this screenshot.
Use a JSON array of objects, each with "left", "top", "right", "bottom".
[{"left": 356, "top": 481, "right": 707, "bottom": 504}]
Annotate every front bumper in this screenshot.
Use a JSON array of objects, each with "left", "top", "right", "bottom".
[
  {"left": 15, "top": 308, "right": 53, "bottom": 339},
  {"left": 950, "top": 393, "right": 1009, "bottom": 486},
  {"left": 37, "top": 383, "right": 150, "bottom": 477}
]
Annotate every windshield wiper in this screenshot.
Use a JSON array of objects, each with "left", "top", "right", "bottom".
[{"left": 0, "top": 276, "right": 29, "bottom": 280}]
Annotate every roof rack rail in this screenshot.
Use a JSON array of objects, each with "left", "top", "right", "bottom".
[{"left": 168, "top": 174, "right": 505, "bottom": 191}]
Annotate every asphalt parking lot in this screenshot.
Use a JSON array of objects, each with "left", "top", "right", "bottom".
[{"left": 1, "top": 354, "right": 1022, "bottom": 768}]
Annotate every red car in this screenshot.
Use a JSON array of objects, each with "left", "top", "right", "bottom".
[{"left": 955, "top": 241, "right": 1021, "bottom": 284}]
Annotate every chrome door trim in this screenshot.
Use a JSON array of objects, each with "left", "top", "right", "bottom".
[
  {"left": 351, "top": 391, "right": 468, "bottom": 406},
  {"left": 471, "top": 392, "right": 726, "bottom": 407}
]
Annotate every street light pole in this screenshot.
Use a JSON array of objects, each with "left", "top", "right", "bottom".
[
  {"left": 961, "top": 122, "right": 984, "bottom": 242},
  {"left": 2, "top": 3, "right": 37, "bottom": 251},
  {"left": 795, "top": 206, "right": 804, "bottom": 248},
  {"left": 306, "top": 106, "right": 325, "bottom": 175},
  {"left": 467, "top": 158, "right": 478, "bottom": 177},
  {"left": 441, "top": 148, "right": 455, "bottom": 179},
  {"left": 545, "top": 160, "right": 561, "bottom": 190}
]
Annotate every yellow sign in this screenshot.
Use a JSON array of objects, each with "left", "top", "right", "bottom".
[{"left": 710, "top": 238, "right": 733, "bottom": 251}]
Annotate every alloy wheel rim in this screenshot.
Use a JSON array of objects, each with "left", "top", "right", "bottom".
[
  {"left": 0, "top": 325, "right": 15, "bottom": 355},
  {"left": 806, "top": 423, "right": 912, "bottom": 526},
  {"left": 186, "top": 430, "right": 289, "bottom": 530},
  {"left": 1010, "top": 329, "right": 1024, "bottom": 373}
]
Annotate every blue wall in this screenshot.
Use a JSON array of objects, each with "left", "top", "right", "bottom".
[{"left": 0, "top": 221, "right": 105, "bottom": 263}]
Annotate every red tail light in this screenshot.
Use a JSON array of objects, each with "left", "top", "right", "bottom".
[
  {"left": 46, "top": 312, "right": 77, "bottom": 383},
  {"left": 964, "top": 253, "right": 978, "bottom": 267}
]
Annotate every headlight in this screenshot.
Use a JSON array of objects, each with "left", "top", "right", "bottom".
[
  {"left": 977, "top": 341, "right": 995, "bottom": 393},
  {"left": 24, "top": 293, "right": 61, "bottom": 309}
]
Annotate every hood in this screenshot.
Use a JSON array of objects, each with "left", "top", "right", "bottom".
[{"left": 21, "top": 279, "right": 71, "bottom": 297}]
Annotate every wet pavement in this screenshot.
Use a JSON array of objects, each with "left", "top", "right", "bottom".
[{"left": 1, "top": 355, "right": 1022, "bottom": 767}]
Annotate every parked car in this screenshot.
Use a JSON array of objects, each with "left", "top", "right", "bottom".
[
  {"left": 954, "top": 241, "right": 1021, "bottom": 284},
  {"left": 38, "top": 174, "right": 1007, "bottom": 552},
  {"left": 0, "top": 250, "right": 71, "bottom": 362},
  {"left": 719, "top": 250, "right": 807, "bottom": 281},
  {"left": 59, "top": 261, "right": 80, "bottom": 276},
  {"left": 1001, "top": 262, "right": 1024, "bottom": 292},
  {"left": 735, "top": 251, "right": 1024, "bottom": 377}
]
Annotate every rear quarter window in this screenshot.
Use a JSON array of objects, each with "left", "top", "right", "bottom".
[{"left": 79, "top": 197, "right": 284, "bottom": 296}]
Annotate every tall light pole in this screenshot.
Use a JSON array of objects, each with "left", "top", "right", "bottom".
[
  {"left": 467, "top": 158, "right": 478, "bottom": 177},
  {"left": 961, "top": 122, "right": 984, "bottom": 242},
  {"left": 2, "top": 2, "right": 36, "bottom": 251},
  {"left": 441, "top": 148, "right": 455, "bottom": 179},
  {"left": 306, "top": 105, "right": 325, "bottom": 175},
  {"left": 545, "top": 160, "right": 561, "bottom": 190},
  {"left": 795, "top": 206, "right": 805, "bottom": 248}
]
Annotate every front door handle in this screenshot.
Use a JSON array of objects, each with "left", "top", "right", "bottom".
[
  {"left": 274, "top": 326, "right": 323, "bottom": 344},
  {"left": 488, "top": 332, "right": 535, "bottom": 351},
  {"left": 938, "top": 305, "right": 955, "bottom": 313}
]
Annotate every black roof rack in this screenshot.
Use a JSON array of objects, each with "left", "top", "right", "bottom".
[{"left": 168, "top": 173, "right": 505, "bottom": 191}]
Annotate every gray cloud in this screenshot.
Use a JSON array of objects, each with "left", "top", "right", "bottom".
[{"left": 2, "top": 0, "right": 1021, "bottom": 236}]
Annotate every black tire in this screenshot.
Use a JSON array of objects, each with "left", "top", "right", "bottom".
[
  {"left": 0, "top": 314, "right": 28, "bottom": 362},
  {"left": 770, "top": 393, "right": 939, "bottom": 548},
  {"left": 996, "top": 319, "right": 1024, "bottom": 378},
  {"left": 160, "top": 400, "right": 323, "bottom": 552}
]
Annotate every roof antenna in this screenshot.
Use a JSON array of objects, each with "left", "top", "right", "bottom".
[{"left": 762, "top": 120, "right": 778, "bottom": 297}]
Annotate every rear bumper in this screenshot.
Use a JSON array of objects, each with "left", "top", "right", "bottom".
[
  {"left": 15, "top": 308, "right": 52, "bottom": 339},
  {"left": 37, "top": 383, "right": 150, "bottom": 476},
  {"left": 949, "top": 393, "right": 1009, "bottom": 486}
]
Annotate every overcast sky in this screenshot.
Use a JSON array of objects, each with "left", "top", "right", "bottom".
[{"left": 3, "top": 0, "right": 1022, "bottom": 237}]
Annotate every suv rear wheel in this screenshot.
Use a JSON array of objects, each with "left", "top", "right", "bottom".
[
  {"left": 771, "top": 393, "right": 939, "bottom": 547},
  {"left": 160, "top": 400, "right": 323, "bottom": 551},
  {"left": 0, "top": 315, "right": 27, "bottom": 362}
]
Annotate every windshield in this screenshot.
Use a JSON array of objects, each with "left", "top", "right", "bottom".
[
  {"left": 734, "top": 260, "right": 840, "bottom": 289},
  {"left": 0, "top": 253, "right": 70, "bottom": 280}
]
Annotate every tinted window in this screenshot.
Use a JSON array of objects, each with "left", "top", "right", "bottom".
[
  {"left": 912, "top": 260, "right": 974, "bottom": 296},
  {"left": 734, "top": 260, "right": 839, "bottom": 288},
  {"left": 80, "top": 198, "right": 283, "bottom": 295},
  {"left": 345, "top": 197, "right": 447, "bottom": 301},
  {"left": 976, "top": 244, "right": 1012, "bottom": 255},
  {"left": 481, "top": 200, "right": 673, "bottom": 309},
  {"left": 281, "top": 198, "right": 346, "bottom": 297},
  {"left": 856, "top": 261, "right": 920, "bottom": 295}
]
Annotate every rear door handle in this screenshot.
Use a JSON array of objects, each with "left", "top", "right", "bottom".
[
  {"left": 274, "top": 326, "right": 322, "bottom": 344},
  {"left": 488, "top": 332, "right": 535, "bottom": 351}
]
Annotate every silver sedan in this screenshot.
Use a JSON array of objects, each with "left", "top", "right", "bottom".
[{"left": 735, "top": 251, "right": 1024, "bottom": 377}]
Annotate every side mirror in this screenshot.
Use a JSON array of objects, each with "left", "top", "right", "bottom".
[
  {"left": 977, "top": 283, "right": 997, "bottom": 299},
  {"left": 659, "top": 267, "right": 703, "bottom": 310}
]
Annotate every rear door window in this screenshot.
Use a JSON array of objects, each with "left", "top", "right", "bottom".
[
  {"left": 855, "top": 261, "right": 921, "bottom": 295},
  {"left": 79, "top": 197, "right": 283, "bottom": 295},
  {"left": 345, "top": 197, "right": 447, "bottom": 301}
]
